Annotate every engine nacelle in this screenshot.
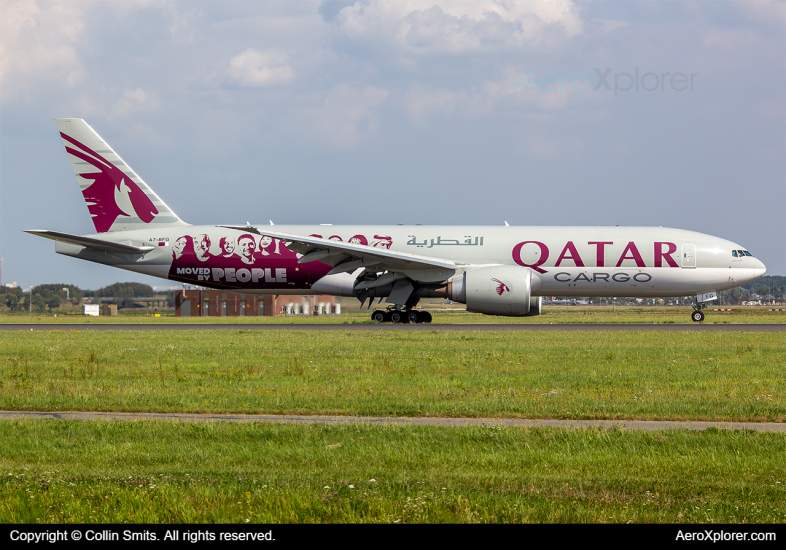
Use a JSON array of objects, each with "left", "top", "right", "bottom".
[{"left": 440, "top": 265, "right": 541, "bottom": 316}]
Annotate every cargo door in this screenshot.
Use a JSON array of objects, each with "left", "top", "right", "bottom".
[{"left": 681, "top": 244, "right": 696, "bottom": 268}]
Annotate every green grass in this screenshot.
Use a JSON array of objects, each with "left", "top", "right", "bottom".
[
  {"left": 1, "top": 420, "right": 784, "bottom": 523},
  {"left": 1, "top": 305, "right": 784, "bottom": 324},
  {"left": 1, "top": 330, "right": 783, "bottom": 421},
  {"left": 2, "top": 328, "right": 783, "bottom": 524}
]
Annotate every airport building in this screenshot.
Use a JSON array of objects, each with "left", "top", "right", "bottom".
[{"left": 175, "top": 290, "right": 338, "bottom": 317}]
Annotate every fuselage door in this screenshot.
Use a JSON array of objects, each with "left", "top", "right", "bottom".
[{"left": 681, "top": 244, "right": 696, "bottom": 268}]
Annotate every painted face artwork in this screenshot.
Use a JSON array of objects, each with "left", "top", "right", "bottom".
[
  {"left": 173, "top": 237, "right": 188, "bottom": 259},
  {"left": 238, "top": 234, "right": 256, "bottom": 264},
  {"left": 259, "top": 235, "right": 273, "bottom": 255},
  {"left": 195, "top": 234, "right": 212, "bottom": 261},
  {"left": 220, "top": 237, "right": 235, "bottom": 257}
]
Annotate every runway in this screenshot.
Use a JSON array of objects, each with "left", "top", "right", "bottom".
[
  {"left": 1, "top": 323, "right": 784, "bottom": 331},
  {"left": 1, "top": 410, "right": 784, "bottom": 432}
]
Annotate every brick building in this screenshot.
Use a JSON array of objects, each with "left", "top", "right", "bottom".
[{"left": 175, "top": 290, "right": 337, "bottom": 317}]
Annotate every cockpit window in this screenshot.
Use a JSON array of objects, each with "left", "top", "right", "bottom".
[
  {"left": 732, "top": 250, "right": 738, "bottom": 257},
  {"left": 743, "top": 251, "right": 753, "bottom": 257}
]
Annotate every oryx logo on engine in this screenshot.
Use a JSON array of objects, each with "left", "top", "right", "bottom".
[{"left": 492, "top": 278, "right": 510, "bottom": 295}]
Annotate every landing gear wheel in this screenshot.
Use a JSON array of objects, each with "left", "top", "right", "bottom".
[
  {"left": 421, "top": 311, "right": 433, "bottom": 324},
  {"left": 390, "top": 310, "right": 404, "bottom": 323},
  {"left": 407, "top": 311, "right": 421, "bottom": 323},
  {"left": 691, "top": 310, "right": 705, "bottom": 322},
  {"left": 371, "top": 310, "right": 386, "bottom": 323}
]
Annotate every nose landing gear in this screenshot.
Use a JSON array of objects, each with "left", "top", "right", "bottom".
[{"left": 691, "top": 302, "right": 707, "bottom": 322}]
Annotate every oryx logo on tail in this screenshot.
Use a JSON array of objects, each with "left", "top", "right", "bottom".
[
  {"left": 61, "top": 132, "right": 158, "bottom": 233},
  {"left": 491, "top": 278, "right": 510, "bottom": 295}
]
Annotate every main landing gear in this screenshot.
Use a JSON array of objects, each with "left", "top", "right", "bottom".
[
  {"left": 691, "top": 302, "right": 706, "bottom": 322},
  {"left": 372, "top": 308, "right": 433, "bottom": 324}
]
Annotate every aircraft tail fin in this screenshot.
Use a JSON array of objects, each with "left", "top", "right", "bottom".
[{"left": 55, "top": 118, "right": 189, "bottom": 233}]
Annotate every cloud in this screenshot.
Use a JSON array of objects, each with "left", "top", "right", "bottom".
[
  {"left": 0, "top": 0, "right": 86, "bottom": 102},
  {"left": 401, "top": 84, "right": 467, "bottom": 121},
  {"left": 587, "top": 18, "right": 629, "bottom": 35},
  {"left": 335, "top": 0, "right": 583, "bottom": 53},
  {"left": 731, "top": 0, "right": 786, "bottom": 29},
  {"left": 292, "top": 83, "right": 389, "bottom": 148},
  {"left": 225, "top": 48, "right": 295, "bottom": 87},
  {"left": 165, "top": 3, "right": 203, "bottom": 44},
  {"left": 75, "top": 86, "right": 160, "bottom": 120},
  {"left": 110, "top": 87, "right": 161, "bottom": 117},
  {"left": 399, "top": 62, "right": 605, "bottom": 125}
]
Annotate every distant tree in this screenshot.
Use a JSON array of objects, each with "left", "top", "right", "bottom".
[
  {"left": 32, "top": 284, "right": 84, "bottom": 305},
  {"left": 94, "top": 282, "right": 155, "bottom": 299},
  {"left": 728, "top": 287, "right": 751, "bottom": 304},
  {"left": 5, "top": 292, "right": 20, "bottom": 311},
  {"left": 91, "top": 282, "right": 159, "bottom": 309},
  {"left": 31, "top": 294, "right": 46, "bottom": 312},
  {"left": 46, "top": 294, "right": 61, "bottom": 311}
]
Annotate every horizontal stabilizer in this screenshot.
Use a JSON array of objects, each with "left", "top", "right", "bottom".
[{"left": 25, "top": 230, "right": 154, "bottom": 254}]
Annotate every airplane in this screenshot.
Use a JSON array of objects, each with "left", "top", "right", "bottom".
[{"left": 26, "top": 119, "right": 766, "bottom": 323}]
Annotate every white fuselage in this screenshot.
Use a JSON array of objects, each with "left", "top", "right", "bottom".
[{"left": 54, "top": 224, "right": 766, "bottom": 298}]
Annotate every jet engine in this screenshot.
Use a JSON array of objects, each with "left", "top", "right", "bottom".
[{"left": 433, "top": 265, "right": 542, "bottom": 316}]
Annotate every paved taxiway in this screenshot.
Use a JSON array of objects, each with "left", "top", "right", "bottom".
[
  {"left": 1, "top": 323, "right": 784, "bottom": 331},
  {"left": 1, "top": 411, "right": 784, "bottom": 432}
]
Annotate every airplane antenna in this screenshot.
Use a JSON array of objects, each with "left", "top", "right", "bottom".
[
  {"left": 269, "top": 220, "right": 274, "bottom": 226},
  {"left": 504, "top": 221, "right": 509, "bottom": 227}
]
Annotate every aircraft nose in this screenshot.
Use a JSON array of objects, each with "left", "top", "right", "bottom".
[{"left": 754, "top": 258, "right": 766, "bottom": 279}]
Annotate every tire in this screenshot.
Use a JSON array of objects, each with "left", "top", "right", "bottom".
[
  {"left": 691, "top": 310, "right": 704, "bottom": 322},
  {"left": 407, "top": 311, "right": 421, "bottom": 323},
  {"left": 372, "top": 310, "right": 386, "bottom": 323},
  {"left": 421, "top": 311, "right": 433, "bottom": 324},
  {"left": 390, "top": 311, "right": 403, "bottom": 323}
]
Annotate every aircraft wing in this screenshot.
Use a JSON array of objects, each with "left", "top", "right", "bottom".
[
  {"left": 25, "top": 230, "right": 155, "bottom": 254},
  {"left": 218, "top": 225, "right": 461, "bottom": 283}
]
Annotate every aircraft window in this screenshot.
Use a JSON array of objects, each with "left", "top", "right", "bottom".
[
  {"left": 732, "top": 250, "right": 738, "bottom": 257},
  {"left": 743, "top": 251, "right": 753, "bottom": 257}
]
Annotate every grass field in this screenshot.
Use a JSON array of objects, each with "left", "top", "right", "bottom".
[
  {"left": 2, "top": 420, "right": 784, "bottom": 523},
  {"left": 1, "top": 327, "right": 783, "bottom": 524},
  {"left": 1, "top": 330, "right": 783, "bottom": 421},
  {"left": 2, "top": 304, "right": 785, "bottom": 324}
]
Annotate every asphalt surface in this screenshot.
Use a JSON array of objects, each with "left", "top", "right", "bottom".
[
  {"left": 2, "top": 323, "right": 784, "bottom": 331},
  {"left": 1, "top": 411, "right": 784, "bottom": 432}
]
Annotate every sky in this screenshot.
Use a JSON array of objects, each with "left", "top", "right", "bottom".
[{"left": 1, "top": 0, "right": 784, "bottom": 290}]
